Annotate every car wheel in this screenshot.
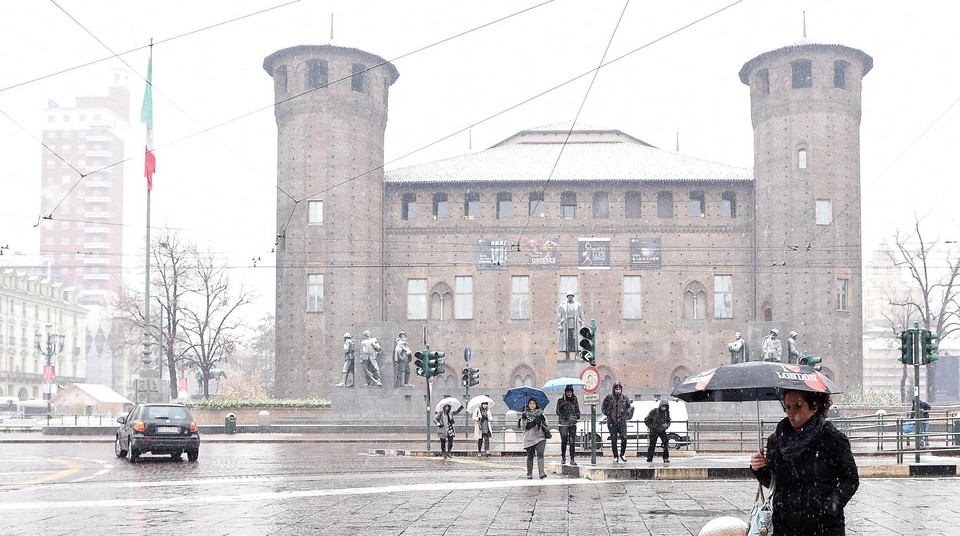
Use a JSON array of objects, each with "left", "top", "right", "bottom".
[
  {"left": 128, "top": 444, "right": 141, "bottom": 463},
  {"left": 187, "top": 448, "right": 199, "bottom": 462},
  {"left": 667, "top": 433, "right": 681, "bottom": 450},
  {"left": 115, "top": 435, "right": 128, "bottom": 458}
]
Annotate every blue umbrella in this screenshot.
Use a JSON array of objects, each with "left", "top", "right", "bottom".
[
  {"left": 503, "top": 387, "right": 549, "bottom": 412},
  {"left": 542, "top": 377, "right": 586, "bottom": 390}
]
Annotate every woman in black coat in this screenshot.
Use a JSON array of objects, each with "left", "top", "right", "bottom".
[{"left": 750, "top": 390, "right": 859, "bottom": 536}]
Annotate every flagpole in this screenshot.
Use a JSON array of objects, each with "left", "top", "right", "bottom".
[
  {"left": 138, "top": 38, "right": 158, "bottom": 403},
  {"left": 144, "top": 38, "right": 152, "bottom": 365}
]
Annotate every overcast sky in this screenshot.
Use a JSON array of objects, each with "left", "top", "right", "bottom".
[{"left": 1, "top": 0, "right": 958, "bottom": 323}]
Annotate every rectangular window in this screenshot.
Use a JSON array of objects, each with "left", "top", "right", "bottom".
[
  {"left": 307, "top": 200, "right": 323, "bottom": 224},
  {"left": 834, "top": 60, "right": 847, "bottom": 89},
  {"left": 658, "top": 191, "right": 673, "bottom": 218},
  {"left": 837, "top": 279, "right": 849, "bottom": 311},
  {"left": 559, "top": 276, "right": 578, "bottom": 302},
  {"left": 560, "top": 192, "right": 576, "bottom": 219},
  {"left": 625, "top": 191, "right": 642, "bottom": 219},
  {"left": 792, "top": 59, "right": 812, "bottom": 88},
  {"left": 714, "top": 275, "right": 733, "bottom": 319},
  {"left": 307, "top": 59, "right": 328, "bottom": 89},
  {"left": 815, "top": 199, "right": 832, "bottom": 225},
  {"left": 307, "top": 274, "right": 323, "bottom": 312},
  {"left": 454, "top": 276, "right": 473, "bottom": 319},
  {"left": 511, "top": 276, "right": 530, "bottom": 320},
  {"left": 464, "top": 193, "right": 480, "bottom": 220},
  {"left": 407, "top": 279, "right": 427, "bottom": 320},
  {"left": 529, "top": 192, "right": 546, "bottom": 218},
  {"left": 351, "top": 64, "right": 365, "bottom": 92},
  {"left": 433, "top": 193, "right": 448, "bottom": 220},
  {"left": 689, "top": 192, "right": 705, "bottom": 218},
  {"left": 497, "top": 193, "right": 513, "bottom": 219},
  {"left": 623, "top": 276, "right": 642, "bottom": 320},
  {"left": 721, "top": 192, "right": 736, "bottom": 219},
  {"left": 402, "top": 193, "right": 417, "bottom": 221},
  {"left": 757, "top": 68, "right": 770, "bottom": 96},
  {"left": 798, "top": 148, "right": 808, "bottom": 169},
  {"left": 593, "top": 192, "right": 609, "bottom": 219}
]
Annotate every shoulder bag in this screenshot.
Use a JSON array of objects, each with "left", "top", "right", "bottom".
[
  {"left": 747, "top": 474, "right": 775, "bottom": 536},
  {"left": 540, "top": 421, "right": 553, "bottom": 439}
]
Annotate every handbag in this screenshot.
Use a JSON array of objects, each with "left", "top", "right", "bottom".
[
  {"left": 540, "top": 421, "right": 553, "bottom": 439},
  {"left": 747, "top": 474, "right": 775, "bottom": 536}
]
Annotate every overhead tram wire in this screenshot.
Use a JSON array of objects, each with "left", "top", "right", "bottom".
[
  {"left": 278, "top": 0, "right": 744, "bottom": 240},
  {"left": 1, "top": 0, "right": 306, "bottom": 94},
  {"left": 514, "top": 0, "right": 630, "bottom": 250}
]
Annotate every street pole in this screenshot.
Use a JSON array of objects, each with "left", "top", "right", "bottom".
[
  {"left": 591, "top": 404, "right": 597, "bottom": 465},
  {"left": 36, "top": 325, "right": 64, "bottom": 415},
  {"left": 425, "top": 343, "right": 431, "bottom": 452},
  {"left": 913, "top": 323, "right": 922, "bottom": 463}
]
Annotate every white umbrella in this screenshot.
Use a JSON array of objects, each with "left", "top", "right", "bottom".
[
  {"left": 435, "top": 397, "right": 462, "bottom": 413},
  {"left": 542, "top": 377, "right": 587, "bottom": 390},
  {"left": 466, "top": 395, "right": 495, "bottom": 413}
]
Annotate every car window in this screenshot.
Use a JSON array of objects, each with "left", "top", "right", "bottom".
[
  {"left": 143, "top": 406, "right": 190, "bottom": 420},
  {"left": 128, "top": 407, "right": 140, "bottom": 421}
]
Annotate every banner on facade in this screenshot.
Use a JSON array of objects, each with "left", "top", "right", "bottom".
[
  {"left": 477, "top": 238, "right": 509, "bottom": 270},
  {"left": 578, "top": 238, "right": 610, "bottom": 269},
  {"left": 629, "top": 238, "right": 662, "bottom": 269},
  {"left": 529, "top": 238, "right": 560, "bottom": 268}
]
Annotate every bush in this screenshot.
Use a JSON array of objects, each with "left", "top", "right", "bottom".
[{"left": 176, "top": 398, "right": 330, "bottom": 409}]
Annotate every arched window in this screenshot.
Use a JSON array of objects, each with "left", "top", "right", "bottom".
[
  {"left": 512, "top": 365, "right": 536, "bottom": 388},
  {"left": 798, "top": 148, "right": 808, "bottom": 169},
  {"left": 513, "top": 374, "right": 534, "bottom": 388},
  {"left": 430, "top": 282, "right": 453, "bottom": 320},
  {"left": 683, "top": 282, "right": 707, "bottom": 320}
]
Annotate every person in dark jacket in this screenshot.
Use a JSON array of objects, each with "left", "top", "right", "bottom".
[
  {"left": 520, "top": 398, "right": 548, "bottom": 479},
  {"left": 750, "top": 390, "right": 859, "bottom": 536},
  {"left": 556, "top": 385, "right": 581, "bottom": 466},
  {"left": 434, "top": 403, "right": 463, "bottom": 459},
  {"left": 601, "top": 381, "right": 632, "bottom": 463},
  {"left": 644, "top": 400, "right": 671, "bottom": 463}
]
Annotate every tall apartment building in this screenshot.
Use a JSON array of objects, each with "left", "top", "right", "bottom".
[
  {"left": 265, "top": 41, "right": 871, "bottom": 401},
  {"left": 38, "top": 72, "right": 132, "bottom": 398}
]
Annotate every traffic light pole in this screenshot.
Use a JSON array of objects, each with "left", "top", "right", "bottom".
[
  {"left": 912, "top": 330, "right": 921, "bottom": 463},
  {"left": 424, "top": 344, "right": 432, "bottom": 452}
]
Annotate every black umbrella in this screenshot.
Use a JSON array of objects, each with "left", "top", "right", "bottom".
[{"left": 671, "top": 361, "right": 843, "bottom": 448}]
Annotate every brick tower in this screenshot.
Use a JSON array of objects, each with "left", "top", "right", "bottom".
[
  {"left": 739, "top": 42, "right": 872, "bottom": 389},
  {"left": 264, "top": 46, "right": 399, "bottom": 397}
]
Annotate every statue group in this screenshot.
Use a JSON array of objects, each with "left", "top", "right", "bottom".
[
  {"left": 336, "top": 330, "right": 414, "bottom": 388},
  {"left": 728, "top": 329, "right": 801, "bottom": 364}
]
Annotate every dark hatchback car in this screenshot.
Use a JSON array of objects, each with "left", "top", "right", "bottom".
[{"left": 115, "top": 403, "right": 200, "bottom": 462}]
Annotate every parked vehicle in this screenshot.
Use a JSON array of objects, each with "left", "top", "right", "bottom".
[
  {"left": 115, "top": 403, "right": 200, "bottom": 462},
  {"left": 17, "top": 399, "right": 52, "bottom": 418},
  {"left": 576, "top": 398, "right": 691, "bottom": 451}
]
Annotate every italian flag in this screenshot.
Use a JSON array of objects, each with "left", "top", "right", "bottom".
[{"left": 140, "top": 49, "right": 155, "bottom": 190}]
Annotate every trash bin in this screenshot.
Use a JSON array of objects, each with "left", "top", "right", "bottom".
[{"left": 225, "top": 413, "right": 237, "bottom": 434}]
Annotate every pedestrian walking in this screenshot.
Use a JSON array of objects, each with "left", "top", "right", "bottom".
[
  {"left": 473, "top": 402, "right": 493, "bottom": 457},
  {"left": 750, "top": 389, "right": 859, "bottom": 535},
  {"left": 556, "top": 385, "right": 581, "bottom": 465},
  {"left": 435, "top": 403, "right": 462, "bottom": 459},
  {"left": 521, "top": 398, "right": 548, "bottom": 479},
  {"left": 644, "top": 400, "right": 671, "bottom": 463},
  {"left": 601, "top": 381, "right": 633, "bottom": 463}
]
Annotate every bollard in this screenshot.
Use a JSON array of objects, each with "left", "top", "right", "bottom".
[
  {"left": 258, "top": 410, "right": 271, "bottom": 432},
  {"left": 224, "top": 413, "right": 237, "bottom": 434}
]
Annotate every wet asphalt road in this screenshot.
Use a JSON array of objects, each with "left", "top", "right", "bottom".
[{"left": 0, "top": 441, "right": 957, "bottom": 535}]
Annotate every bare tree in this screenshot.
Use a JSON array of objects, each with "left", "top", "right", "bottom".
[
  {"left": 249, "top": 312, "right": 276, "bottom": 397},
  {"left": 180, "top": 249, "right": 254, "bottom": 398},
  {"left": 888, "top": 217, "right": 960, "bottom": 402},
  {"left": 154, "top": 231, "right": 196, "bottom": 399}
]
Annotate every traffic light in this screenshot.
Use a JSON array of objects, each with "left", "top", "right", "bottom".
[
  {"left": 578, "top": 325, "right": 596, "bottom": 365},
  {"left": 922, "top": 330, "right": 939, "bottom": 364},
  {"left": 414, "top": 350, "right": 429, "bottom": 378},
  {"left": 467, "top": 367, "right": 479, "bottom": 387},
  {"left": 460, "top": 367, "right": 470, "bottom": 387},
  {"left": 899, "top": 330, "right": 914, "bottom": 365},
  {"left": 429, "top": 351, "right": 445, "bottom": 376}
]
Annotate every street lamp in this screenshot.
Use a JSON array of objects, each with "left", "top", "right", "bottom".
[{"left": 35, "top": 324, "right": 65, "bottom": 412}]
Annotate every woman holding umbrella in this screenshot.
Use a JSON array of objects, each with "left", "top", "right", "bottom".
[
  {"left": 521, "top": 398, "right": 548, "bottom": 479},
  {"left": 556, "top": 385, "right": 581, "bottom": 466},
  {"left": 473, "top": 401, "right": 493, "bottom": 457},
  {"left": 435, "top": 400, "right": 463, "bottom": 459},
  {"left": 750, "top": 390, "right": 859, "bottom": 535}
]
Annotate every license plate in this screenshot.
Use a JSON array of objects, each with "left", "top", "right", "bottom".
[{"left": 157, "top": 426, "right": 180, "bottom": 433}]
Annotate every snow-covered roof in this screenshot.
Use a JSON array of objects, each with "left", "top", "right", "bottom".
[
  {"left": 386, "top": 127, "right": 751, "bottom": 185},
  {"left": 72, "top": 383, "right": 132, "bottom": 404}
]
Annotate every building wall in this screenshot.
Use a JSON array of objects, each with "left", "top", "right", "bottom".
[{"left": 0, "top": 270, "right": 87, "bottom": 400}]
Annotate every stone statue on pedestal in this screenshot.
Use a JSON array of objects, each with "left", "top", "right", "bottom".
[
  {"left": 336, "top": 332, "right": 356, "bottom": 387},
  {"left": 557, "top": 292, "right": 584, "bottom": 360},
  {"left": 728, "top": 331, "right": 746, "bottom": 364},
  {"left": 360, "top": 330, "right": 383, "bottom": 387},
  {"left": 761, "top": 329, "right": 782, "bottom": 362},
  {"left": 393, "top": 331, "right": 413, "bottom": 388},
  {"left": 787, "top": 331, "right": 800, "bottom": 364}
]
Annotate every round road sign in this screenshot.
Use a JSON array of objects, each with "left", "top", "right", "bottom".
[
  {"left": 580, "top": 366, "right": 600, "bottom": 393},
  {"left": 464, "top": 347, "right": 472, "bottom": 362}
]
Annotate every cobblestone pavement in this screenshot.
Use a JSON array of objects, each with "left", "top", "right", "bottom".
[{"left": 0, "top": 441, "right": 957, "bottom": 535}]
